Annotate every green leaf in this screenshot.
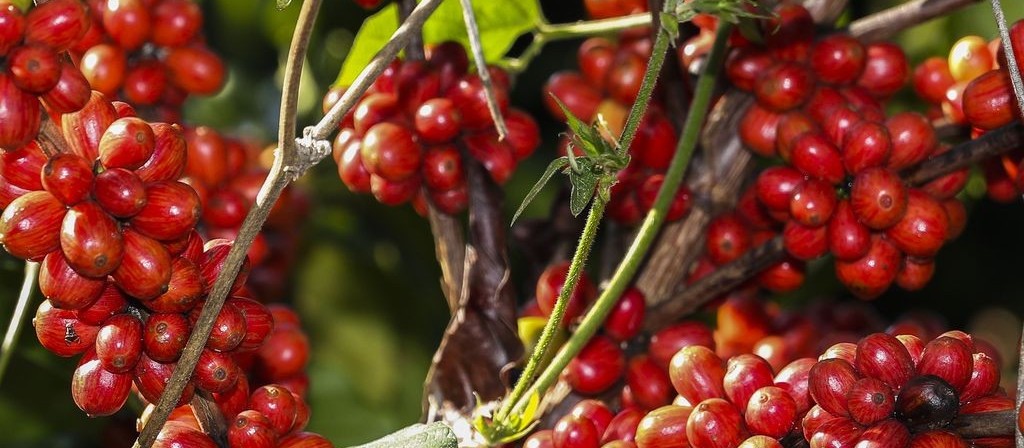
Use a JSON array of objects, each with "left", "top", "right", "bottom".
[
  {"left": 568, "top": 159, "right": 599, "bottom": 216},
  {"left": 511, "top": 157, "right": 569, "bottom": 226},
  {"left": 337, "top": 0, "right": 543, "bottom": 86},
  {"left": 276, "top": 0, "right": 292, "bottom": 10},
  {"left": 348, "top": 422, "right": 457, "bottom": 448},
  {"left": 548, "top": 95, "right": 608, "bottom": 158}
]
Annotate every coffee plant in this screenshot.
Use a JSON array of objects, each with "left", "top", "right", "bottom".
[{"left": 3, "top": 0, "right": 1024, "bottom": 447}]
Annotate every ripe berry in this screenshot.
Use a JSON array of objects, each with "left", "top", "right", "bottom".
[
  {"left": 754, "top": 62, "right": 815, "bottom": 112},
  {"left": 414, "top": 98, "right": 461, "bottom": 144},
  {"left": 886, "top": 112, "right": 937, "bottom": 170},
  {"left": 962, "top": 69, "right": 1018, "bottom": 130},
  {"left": 634, "top": 405, "right": 691, "bottom": 447},
  {"left": 913, "top": 57, "right": 956, "bottom": 104},
  {"left": 811, "top": 34, "right": 866, "bottom": 85},
  {"left": 885, "top": 190, "right": 949, "bottom": 258},
  {"left": 669, "top": 345, "right": 726, "bottom": 405},
  {"left": 256, "top": 327, "right": 309, "bottom": 380},
  {"left": 705, "top": 214, "right": 752, "bottom": 264},
  {"left": 38, "top": 251, "right": 105, "bottom": 310},
  {"left": 553, "top": 414, "right": 600, "bottom": 448},
  {"left": 857, "top": 43, "right": 909, "bottom": 99},
  {"left": 649, "top": 322, "right": 715, "bottom": 369},
  {"left": 828, "top": 200, "right": 871, "bottom": 261},
  {"left": 42, "top": 153, "right": 94, "bottom": 206},
  {"left": 723, "top": 354, "right": 775, "bottom": 411},
  {"left": 809, "top": 358, "right": 859, "bottom": 417},
  {"left": 917, "top": 336, "right": 973, "bottom": 393},
  {"left": 112, "top": 229, "right": 172, "bottom": 300},
  {"left": 791, "top": 133, "right": 845, "bottom": 184},
  {"left": 846, "top": 377, "right": 895, "bottom": 426},
  {"left": 152, "top": 0, "right": 203, "bottom": 47},
  {"left": 71, "top": 348, "right": 132, "bottom": 417},
  {"left": 565, "top": 335, "right": 624, "bottom": 395},
  {"left": 34, "top": 300, "right": 100, "bottom": 357},
  {"left": 0, "top": 4, "right": 25, "bottom": 57},
  {"left": 739, "top": 104, "right": 782, "bottom": 158},
  {"left": 856, "top": 333, "right": 917, "bottom": 390},
  {"left": 603, "top": 287, "right": 645, "bottom": 342},
  {"left": 0, "top": 73, "right": 41, "bottom": 150},
  {"left": 843, "top": 121, "right": 892, "bottom": 174},
  {"left": 756, "top": 166, "right": 804, "bottom": 213},
  {"left": 95, "top": 313, "right": 143, "bottom": 374},
  {"left": 228, "top": 410, "right": 277, "bottom": 448},
  {"left": 25, "top": 0, "right": 88, "bottom": 52},
  {"left": 783, "top": 221, "right": 828, "bottom": 260},
  {"left": 790, "top": 179, "right": 837, "bottom": 227},
  {"left": 144, "top": 312, "right": 191, "bottom": 363},
  {"left": 130, "top": 181, "right": 202, "bottom": 241},
  {"left": 536, "top": 262, "right": 596, "bottom": 325},
  {"left": 60, "top": 201, "right": 124, "bottom": 278},
  {"left": 686, "top": 398, "right": 744, "bottom": 448},
  {"left": 745, "top": 386, "right": 797, "bottom": 438},
  {"left": 626, "top": 355, "right": 673, "bottom": 410},
  {"left": 0, "top": 190, "right": 66, "bottom": 260},
  {"left": 849, "top": 168, "right": 908, "bottom": 230},
  {"left": 7, "top": 44, "right": 61, "bottom": 93},
  {"left": 165, "top": 46, "right": 226, "bottom": 95}
]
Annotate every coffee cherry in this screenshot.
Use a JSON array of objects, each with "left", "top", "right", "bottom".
[
  {"left": 129, "top": 181, "right": 201, "bottom": 241},
  {"left": 7, "top": 43, "right": 61, "bottom": 93},
  {"left": 544, "top": 72, "right": 602, "bottom": 122},
  {"left": 917, "top": 336, "right": 973, "bottom": 393},
  {"left": 746, "top": 386, "right": 797, "bottom": 438},
  {"left": 95, "top": 313, "right": 143, "bottom": 374},
  {"left": 884, "top": 190, "right": 948, "bottom": 259},
  {"left": 154, "top": 422, "right": 217, "bottom": 448},
  {"left": 648, "top": 322, "right": 715, "bottom": 369},
  {"left": 71, "top": 348, "right": 132, "bottom": 417},
  {"left": 137, "top": 123, "right": 188, "bottom": 183},
  {"left": 634, "top": 405, "right": 691, "bottom": 447},
  {"left": 670, "top": 345, "right": 726, "bottom": 404},
  {"left": 42, "top": 153, "right": 94, "bottom": 206},
  {"left": 846, "top": 377, "right": 895, "bottom": 426},
  {"left": 228, "top": 410, "right": 277, "bottom": 448},
  {"left": 0, "top": 4, "right": 24, "bottom": 57},
  {"left": 896, "top": 375, "right": 959, "bottom": 431},
  {"left": 76, "top": 284, "right": 128, "bottom": 327},
  {"left": 895, "top": 257, "right": 935, "bottom": 291},
  {"left": 857, "top": 43, "right": 909, "bottom": 99},
  {"left": 60, "top": 201, "right": 124, "bottom": 278},
  {"left": 414, "top": 98, "right": 461, "bottom": 144},
  {"left": 165, "top": 46, "right": 226, "bottom": 95},
  {"left": 79, "top": 44, "right": 127, "bottom": 97},
  {"left": 754, "top": 62, "right": 815, "bottom": 112},
  {"left": 566, "top": 335, "right": 624, "bottom": 395},
  {"left": 99, "top": 117, "right": 156, "bottom": 170},
  {"left": 948, "top": 36, "right": 994, "bottom": 82},
  {"left": 569, "top": 400, "right": 613, "bottom": 437},
  {"left": 34, "top": 300, "right": 100, "bottom": 357},
  {"left": 856, "top": 333, "right": 917, "bottom": 390},
  {"left": 791, "top": 133, "right": 845, "bottom": 184},
  {"left": 0, "top": 73, "right": 41, "bottom": 150},
  {"left": 1, "top": 140, "right": 46, "bottom": 191},
  {"left": 963, "top": 69, "right": 1018, "bottom": 130},
  {"left": 360, "top": 122, "right": 422, "bottom": 182},
  {"left": 151, "top": 0, "right": 203, "bottom": 47},
  {"left": 626, "top": 355, "right": 673, "bottom": 410},
  {"left": 38, "top": 251, "right": 105, "bottom": 310},
  {"left": 886, "top": 112, "right": 937, "bottom": 170},
  {"left": 1, "top": 190, "right": 66, "bottom": 260},
  {"left": 25, "top": 0, "right": 88, "bottom": 52},
  {"left": 603, "top": 287, "right": 645, "bottom": 342},
  {"left": 843, "top": 121, "right": 892, "bottom": 174},
  {"left": 463, "top": 131, "right": 516, "bottom": 184},
  {"left": 739, "top": 104, "right": 781, "bottom": 157},
  {"left": 775, "top": 111, "right": 818, "bottom": 161},
  {"left": 706, "top": 214, "right": 752, "bottom": 264},
  {"left": 811, "top": 34, "right": 867, "bottom": 85},
  {"left": 686, "top": 398, "right": 744, "bottom": 448},
  {"left": 850, "top": 168, "right": 908, "bottom": 230},
  {"left": 775, "top": 358, "right": 816, "bottom": 414},
  {"left": 113, "top": 229, "right": 172, "bottom": 300},
  {"left": 553, "top": 414, "right": 600, "bottom": 448},
  {"left": 756, "top": 166, "right": 805, "bottom": 213},
  {"left": 790, "top": 179, "right": 837, "bottom": 227},
  {"left": 783, "top": 221, "right": 828, "bottom": 260},
  {"left": 728, "top": 48, "right": 775, "bottom": 92},
  {"left": 256, "top": 327, "right": 309, "bottom": 380},
  {"left": 421, "top": 145, "right": 463, "bottom": 191},
  {"left": 724, "top": 354, "right": 775, "bottom": 411},
  {"left": 637, "top": 175, "right": 693, "bottom": 221},
  {"left": 914, "top": 57, "right": 956, "bottom": 104},
  {"left": 828, "top": 201, "right": 871, "bottom": 261},
  {"left": 42, "top": 61, "right": 91, "bottom": 114},
  {"left": 135, "top": 353, "right": 195, "bottom": 406},
  {"left": 809, "top": 358, "right": 859, "bottom": 417},
  {"left": 144, "top": 312, "right": 190, "bottom": 363},
  {"left": 739, "top": 436, "right": 783, "bottom": 448}
]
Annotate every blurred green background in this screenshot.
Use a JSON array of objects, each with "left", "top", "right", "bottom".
[{"left": 2, "top": 0, "right": 1024, "bottom": 446}]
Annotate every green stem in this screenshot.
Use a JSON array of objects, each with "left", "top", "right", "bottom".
[
  {"left": 616, "top": 1, "right": 676, "bottom": 158},
  {"left": 504, "top": 13, "right": 652, "bottom": 73},
  {"left": 495, "top": 4, "right": 678, "bottom": 425},
  {"left": 507, "top": 22, "right": 734, "bottom": 417},
  {"left": 495, "top": 198, "right": 606, "bottom": 422},
  {"left": 0, "top": 261, "right": 39, "bottom": 386}
]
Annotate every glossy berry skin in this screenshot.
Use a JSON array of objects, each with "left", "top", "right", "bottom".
[
  {"left": 634, "top": 405, "right": 691, "bottom": 447},
  {"left": 669, "top": 345, "right": 726, "bottom": 405},
  {"left": 112, "top": 229, "right": 172, "bottom": 300},
  {"left": 130, "top": 181, "right": 201, "bottom": 241},
  {"left": 745, "top": 386, "right": 797, "bottom": 438},
  {"left": 754, "top": 62, "right": 815, "bottom": 112},
  {"left": 42, "top": 153, "right": 94, "bottom": 206},
  {"left": 60, "top": 201, "right": 124, "bottom": 278},
  {"left": 95, "top": 313, "right": 143, "bottom": 374},
  {"left": 566, "top": 335, "right": 624, "bottom": 395},
  {"left": 790, "top": 179, "right": 837, "bottom": 227},
  {"left": 165, "top": 46, "right": 226, "bottom": 95},
  {"left": 886, "top": 113, "right": 937, "bottom": 170},
  {"left": 414, "top": 98, "right": 462, "bottom": 144},
  {"left": 791, "top": 133, "right": 845, "bottom": 184},
  {"left": 421, "top": 145, "right": 463, "bottom": 191},
  {"left": 0, "top": 4, "right": 24, "bottom": 57},
  {"left": 38, "top": 251, "right": 105, "bottom": 310},
  {"left": 99, "top": 117, "right": 156, "bottom": 170},
  {"left": 856, "top": 333, "right": 917, "bottom": 390},
  {"left": 25, "top": 0, "right": 88, "bottom": 52},
  {"left": 811, "top": 34, "right": 866, "bottom": 85},
  {"left": 71, "top": 348, "right": 132, "bottom": 417},
  {"left": 0, "top": 72, "right": 41, "bottom": 151},
  {"left": 809, "top": 358, "right": 859, "bottom": 417},
  {"left": 228, "top": 410, "right": 277, "bottom": 448},
  {"left": 914, "top": 57, "right": 956, "bottom": 104},
  {"left": 686, "top": 398, "right": 744, "bottom": 448},
  {"left": 846, "top": 377, "right": 895, "bottom": 426},
  {"left": 962, "top": 69, "right": 1017, "bottom": 130},
  {"left": 756, "top": 166, "right": 804, "bottom": 213},
  {"left": 885, "top": 190, "right": 949, "bottom": 258},
  {"left": 783, "top": 221, "right": 828, "bottom": 261},
  {"left": 649, "top": 322, "right": 715, "bottom": 369},
  {"left": 948, "top": 36, "right": 994, "bottom": 82},
  {"left": 626, "top": 355, "right": 673, "bottom": 410},
  {"left": 360, "top": 122, "right": 422, "bottom": 182},
  {"left": 569, "top": 399, "right": 613, "bottom": 437},
  {"left": 896, "top": 375, "right": 959, "bottom": 432},
  {"left": 256, "top": 327, "right": 310, "bottom": 380},
  {"left": 151, "top": 0, "right": 203, "bottom": 47},
  {"left": 828, "top": 201, "right": 872, "bottom": 261},
  {"left": 144, "top": 312, "right": 190, "bottom": 363},
  {"left": 959, "top": 353, "right": 999, "bottom": 404},
  {"left": 843, "top": 121, "right": 892, "bottom": 174},
  {"left": 7, "top": 44, "right": 61, "bottom": 93},
  {"left": 705, "top": 214, "right": 752, "bottom": 264},
  {"left": 34, "top": 300, "right": 100, "bottom": 357},
  {"left": 739, "top": 104, "right": 781, "bottom": 157},
  {"left": 603, "top": 287, "right": 645, "bottom": 341},
  {"left": 850, "top": 168, "right": 908, "bottom": 230},
  {"left": 536, "top": 262, "right": 596, "bottom": 325},
  {"left": 917, "top": 336, "right": 973, "bottom": 393},
  {"left": 724, "top": 354, "right": 775, "bottom": 412},
  {"left": 857, "top": 43, "right": 909, "bottom": 99},
  {"left": 250, "top": 384, "right": 298, "bottom": 436}
]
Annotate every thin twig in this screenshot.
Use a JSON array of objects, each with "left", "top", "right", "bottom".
[
  {"left": 0, "top": 262, "right": 39, "bottom": 387},
  {"left": 190, "top": 393, "right": 228, "bottom": 447},
  {"left": 457, "top": 0, "right": 508, "bottom": 140},
  {"left": 848, "top": 0, "right": 982, "bottom": 42},
  {"left": 310, "top": 0, "right": 445, "bottom": 141},
  {"left": 427, "top": 207, "right": 466, "bottom": 313},
  {"left": 990, "top": 0, "right": 1024, "bottom": 122},
  {"left": 131, "top": 1, "right": 323, "bottom": 446},
  {"left": 904, "top": 122, "right": 1024, "bottom": 185},
  {"left": 398, "top": 0, "right": 424, "bottom": 61}
]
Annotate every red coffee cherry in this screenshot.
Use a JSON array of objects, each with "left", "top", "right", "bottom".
[
  {"left": 42, "top": 153, "right": 94, "bottom": 206},
  {"left": 144, "top": 312, "right": 191, "bottom": 363},
  {"left": 755, "top": 166, "right": 805, "bottom": 213},
  {"left": 745, "top": 386, "right": 798, "bottom": 438},
  {"left": 38, "top": 251, "right": 105, "bottom": 310},
  {"left": 648, "top": 321, "right": 715, "bottom": 369},
  {"left": 60, "top": 201, "right": 124, "bottom": 278},
  {"left": 843, "top": 121, "right": 892, "bottom": 174},
  {"left": 95, "top": 313, "right": 143, "bottom": 374},
  {"left": 670, "top": 345, "right": 726, "bottom": 405},
  {"left": 705, "top": 213, "right": 752, "bottom": 264},
  {"left": 686, "top": 398, "right": 744, "bottom": 448},
  {"left": 553, "top": 414, "right": 600, "bottom": 448},
  {"left": 34, "top": 300, "right": 100, "bottom": 357},
  {"left": 25, "top": 0, "right": 89, "bottom": 52},
  {"left": 626, "top": 355, "right": 673, "bottom": 410},
  {"left": 228, "top": 410, "right": 277, "bottom": 448},
  {"left": 0, "top": 73, "right": 41, "bottom": 150},
  {"left": 850, "top": 168, "right": 908, "bottom": 230},
  {"left": 856, "top": 333, "right": 917, "bottom": 390},
  {"left": 811, "top": 34, "right": 867, "bottom": 85},
  {"left": 790, "top": 179, "right": 837, "bottom": 227},
  {"left": 828, "top": 200, "right": 872, "bottom": 261},
  {"left": 846, "top": 377, "right": 895, "bottom": 426},
  {"left": 885, "top": 190, "right": 949, "bottom": 258},
  {"left": 7, "top": 43, "right": 61, "bottom": 93},
  {"left": 754, "top": 62, "right": 815, "bottom": 112},
  {"left": 739, "top": 104, "right": 782, "bottom": 157},
  {"left": 165, "top": 46, "right": 226, "bottom": 95},
  {"left": 536, "top": 261, "right": 596, "bottom": 325},
  {"left": 913, "top": 57, "right": 956, "bottom": 104},
  {"left": 962, "top": 69, "right": 1018, "bottom": 130},
  {"left": 566, "top": 335, "right": 625, "bottom": 395},
  {"left": 724, "top": 354, "right": 775, "bottom": 412},
  {"left": 112, "top": 229, "right": 172, "bottom": 300},
  {"left": 857, "top": 43, "right": 909, "bottom": 99},
  {"left": 809, "top": 358, "right": 859, "bottom": 417},
  {"left": 634, "top": 405, "right": 691, "bottom": 447},
  {"left": 152, "top": 0, "right": 203, "bottom": 47},
  {"left": 71, "top": 348, "right": 132, "bottom": 417},
  {"left": 917, "top": 336, "right": 973, "bottom": 393}
]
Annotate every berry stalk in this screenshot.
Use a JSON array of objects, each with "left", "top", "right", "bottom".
[
  {"left": 848, "top": 0, "right": 982, "bottom": 43},
  {"left": 0, "top": 261, "right": 39, "bottom": 386},
  {"left": 507, "top": 21, "right": 735, "bottom": 419},
  {"left": 132, "top": 1, "right": 324, "bottom": 447},
  {"left": 506, "top": 13, "right": 653, "bottom": 73}
]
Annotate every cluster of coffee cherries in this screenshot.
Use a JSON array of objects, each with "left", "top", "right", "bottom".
[
  {"left": 70, "top": 0, "right": 224, "bottom": 123},
  {"left": 804, "top": 331, "right": 1010, "bottom": 447},
  {"left": 142, "top": 305, "right": 325, "bottom": 447},
  {"left": 723, "top": 3, "right": 967, "bottom": 298},
  {"left": 543, "top": 34, "right": 694, "bottom": 226},
  {"left": 0, "top": 0, "right": 94, "bottom": 150},
  {"left": 326, "top": 41, "right": 540, "bottom": 215},
  {"left": 177, "top": 126, "right": 308, "bottom": 299},
  {"left": 912, "top": 19, "right": 1024, "bottom": 203}
]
